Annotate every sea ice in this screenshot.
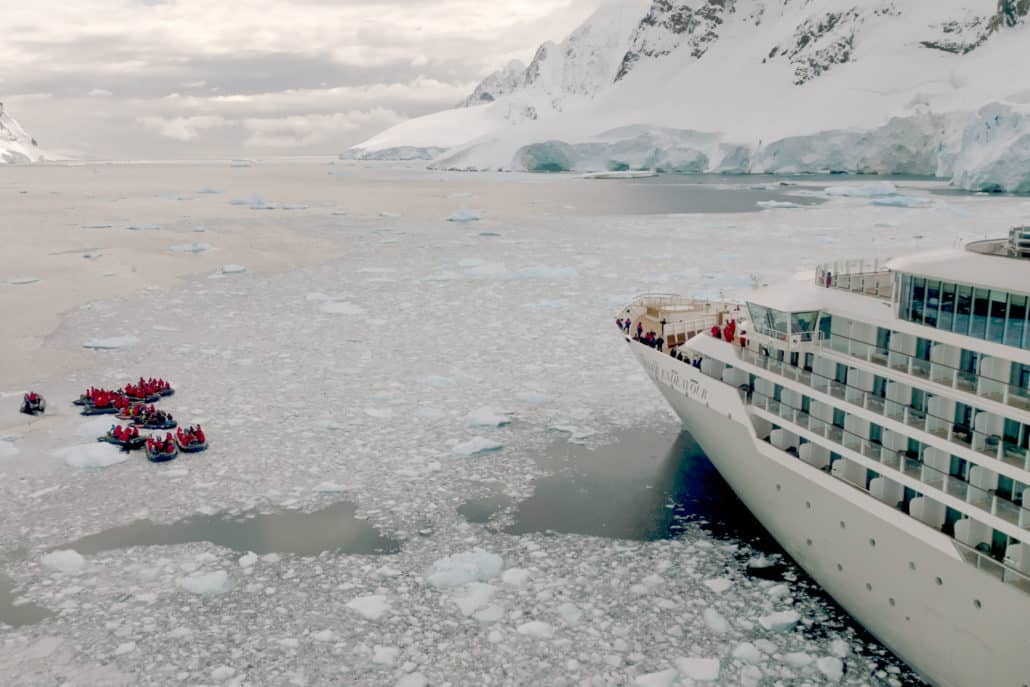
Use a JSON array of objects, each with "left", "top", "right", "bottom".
[
  {"left": 211, "top": 665, "right": 236, "bottom": 681},
  {"left": 82, "top": 336, "right": 139, "bottom": 350},
  {"left": 824, "top": 182, "right": 897, "bottom": 197},
  {"left": 177, "top": 570, "right": 233, "bottom": 597},
  {"left": 396, "top": 674, "right": 428, "bottom": 687},
  {"left": 781, "top": 651, "right": 813, "bottom": 666},
  {"left": 758, "top": 609, "right": 801, "bottom": 632},
  {"left": 451, "top": 582, "right": 497, "bottom": 616},
  {"left": 674, "top": 657, "right": 720, "bottom": 681},
  {"left": 463, "top": 407, "right": 513, "bottom": 428},
  {"left": 170, "top": 242, "right": 212, "bottom": 254},
  {"left": 756, "top": 201, "right": 802, "bottom": 209},
  {"left": 0, "top": 440, "right": 19, "bottom": 459},
  {"left": 702, "top": 608, "right": 729, "bottom": 634},
  {"left": 501, "top": 568, "right": 530, "bottom": 586},
  {"left": 41, "top": 550, "right": 86, "bottom": 573},
  {"left": 6, "top": 276, "right": 39, "bottom": 285},
  {"left": 319, "top": 301, "right": 366, "bottom": 315},
  {"left": 425, "top": 550, "right": 503, "bottom": 589},
  {"left": 372, "top": 645, "right": 399, "bottom": 665},
  {"left": 452, "top": 437, "right": 504, "bottom": 456},
  {"left": 817, "top": 656, "right": 844, "bottom": 681},
  {"left": 731, "top": 642, "right": 761, "bottom": 664},
  {"left": 55, "top": 443, "right": 130, "bottom": 469},
  {"left": 238, "top": 553, "right": 258, "bottom": 568},
  {"left": 702, "top": 577, "right": 732, "bottom": 594},
  {"left": 346, "top": 594, "right": 390, "bottom": 620},
  {"left": 557, "top": 602, "right": 583, "bottom": 625},
  {"left": 633, "top": 669, "right": 678, "bottom": 687},
  {"left": 516, "top": 621, "right": 553, "bottom": 639},
  {"left": 221, "top": 264, "right": 247, "bottom": 275},
  {"left": 869, "top": 195, "right": 932, "bottom": 208},
  {"left": 446, "top": 209, "right": 483, "bottom": 223},
  {"left": 114, "top": 642, "right": 137, "bottom": 656}
]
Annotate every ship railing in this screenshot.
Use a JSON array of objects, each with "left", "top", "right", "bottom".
[
  {"left": 953, "top": 540, "right": 1030, "bottom": 595},
  {"left": 814, "top": 258, "right": 894, "bottom": 300},
  {"left": 820, "top": 330, "right": 1030, "bottom": 414},
  {"left": 740, "top": 347, "right": 1030, "bottom": 472},
  {"left": 750, "top": 325, "right": 828, "bottom": 345},
  {"left": 742, "top": 373, "right": 1030, "bottom": 524},
  {"left": 747, "top": 389, "right": 1030, "bottom": 592}
]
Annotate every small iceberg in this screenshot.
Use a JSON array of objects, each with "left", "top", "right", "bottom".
[
  {"left": 869, "top": 195, "right": 932, "bottom": 208},
  {"left": 446, "top": 209, "right": 482, "bottom": 223},
  {"left": 82, "top": 336, "right": 139, "bottom": 350},
  {"left": 756, "top": 200, "right": 802, "bottom": 209},
  {"left": 170, "top": 242, "right": 212, "bottom": 254},
  {"left": 221, "top": 264, "right": 247, "bottom": 275},
  {"left": 824, "top": 182, "right": 897, "bottom": 197},
  {"left": 580, "top": 170, "right": 657, "bottom": 179},
  {"left": 452, "top": 437, "right": 504, "bottom": 456},
  {"left": 7, "top": 276, "right": 40, "bottom": 285}
]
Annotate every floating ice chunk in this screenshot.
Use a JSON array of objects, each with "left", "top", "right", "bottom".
[
  {"left": 756, "top": 200, "right": 802, "bottom": 209},
  {"left": 675, "top": 657, "right": 720, "bottom": 681},
  {"left": 473, "top": 604, "right": 504, "bottom": 623},
  {"left": 238, "top": 553, "right": 258, "bottom": 568},
  {"left": 557, "top": 602, "right": 583, "bottom": 625},
  {"left": 211, "top": 665, "right": 236, "bottom": 681},
  {"left": 758, "top": 609, "right": 801, "bottom": 632},
  {"left": 396, "top": 673, "right": 428, "bottom": 687},
  {"left": 703, "top": 577, "right": 732, "bottom": 594},
  {"left": 452, "top": 437, "right": 503, "bottom": 456},
  {"left": 313, "top": 481, "right": 347, "bottom": 493},
  {"left": 632, "top": 669, "right": 678, "bottom": 687},
  {"left": 7, "top": 276, "right": 39, "bottom": 285},
  {"left": 423, "top": 375, "right": 452, "bottom": 388},
  {"left": 817, "top": 656, "right": 844, "bottom": 681},
  {"left": 446, "top": 208, "right": 482, "bottom": 223},
  {"left": 766, "top": 584, "right": 790, "bottom": 599},
  {"left": 230, "top": 159, "right": 253, "bottom": 167},
  {"left": 56, "top": 443, "right": 130, "bottom": 469},
  {"left": 347, "top": 594, "right": 390, "bottom": 620},
  {"left": 501, "top": 568, "right": 530, "bottom": 587},
  {"left": 379, "top": 211, "right": 401, "bottom": 218},
  {"left": 221, "top": 264, "right": 247, "bottom": 275},
  {"left": 197, "top": 187, "right": 220, "bottom": 194},
  {"left": 732, "top": 642, "right": 762, "bottom": 664},
  {"left": 178, "top": 570, "right": 233, "bottom": 597},
  {"left": 740, "top": 664, "right": 762, "bottom": 687},
  {"left": 305, "top": 292, "right": 330, "bottom": 302},
  {"left": 320, "top": 301, "right": 366, "bottom": 315},
  {"left": 81, "top": 223, "right": 113, "bottom": 229},
  {"left": 114, "top": 642, "right": 136, "bottom": 656},
  {"left": 41, "top": 550, "right": 85, "bottom": 573},
  {"left": 125, "top": 223, "right": 161, "bottom": 231},
  {"left": 702, "top": 608, "right": 729, "bottom": 634},
  {"left": 869, "top": 195, "right": 932, "bottom": 208},
  {"left": 548, "top": 424, "right": 596, "bottom": 443},
  {"left": 230, "top": 193, "right": 263, "bottom": 206},
  {"left": 82, "top": 336, "right": 139, "bottom": 350},
  {"left": 0, "top": 439, "right": 19, "bottom": 459},
  {"left": 425, "top": 549, "right": 503, "bottom": 589},
  {"left": 516, "top": 621, "right": 553, "bottom": 639},
  {"left": 781, "top": 652, "right": 813, "bottom": 667},
  {"left": 515, "top": 391, "right": 551, "bottom": 405},
  {"left": 451, "top": 582, "right": 497, "bottom": 616},
  {"left": 364, "top": 407, "right": 393, "bottom": 419},
  {"left": 463, "top": 407, "right": 513, "bottom": 429},
  {"left": 170, "top": 242, "right": 212, "bottom": 254},
  {"left": 312, "top": 630, "right": 333, "bottom": 642},
  {"left": 829, "top": 639, "right": 850, "bottom": 658},
  {"left": 372, "top": 645, "right": 399, "bottom": 665},
  {"left": 824, "top": 181, "right": 897, "bottom": 197}
]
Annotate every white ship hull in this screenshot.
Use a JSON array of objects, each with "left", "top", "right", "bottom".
[{"left": 628, "top": 340, "right": 1030, "bottom": 687}]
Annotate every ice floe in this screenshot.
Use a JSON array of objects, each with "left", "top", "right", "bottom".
[
  {"left": 758, "top": 609, "right": 801, "bottom": 632},
  {"left": 82, "top": 336, "right": 139, "bottom": 350},
  {"left": 446, "top": 209, "right": 483, "bottom": 223},
  {"left": 221, "top": 264, "right": 247, "bottom": 275},
  {"left": 319, "top": 301, "right": 366, "bottom": 315},
  {"left": 41, "top": 550, "right": 86, "bottom": 573},
  {"left": 177, "top": 570, "right": 233, "bottom": 597},
  {"left": 425, "top": 550, "right": 503, "bottom": 589},
  {"left": 170, "top": 242, "right": 212, "bottom": 254},
  {"left": 55, "top": 443, "right": 130, "bottom": 469},
  {"left": 463, "top": 407, "right": 513, "bottom": 428},
  {"left": 6, "top": 276, "right": 40, "bottom": 285},
  {"left": 675, "top": 657, "right": 720, "bottom": 681},
  {"left": 347, "top": 594, "right": 390, "bottom": 620},
  {"left": 824, "top": 182, "right": 897, "bottom": 197},
  {"left": 452, "top": 437, "right": 504, "bottom": 456}
]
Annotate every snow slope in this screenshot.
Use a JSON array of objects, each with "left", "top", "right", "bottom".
[
  {"left": 347, "top": 0, "right": 1030, "bottom": 192},
  {"left": 0, "top": 105, "right": 44, "bottom": 164}
]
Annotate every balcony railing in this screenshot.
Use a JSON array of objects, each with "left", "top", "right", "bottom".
[
  {"left": 823, "top": 331, "right": 1030, "bottom": 413},
  {"left": 749, "top": 390, "right": 1030, "bottom": 532},
  {"left": 737, "top": 348, "right": 1030, "bottom": 472}
]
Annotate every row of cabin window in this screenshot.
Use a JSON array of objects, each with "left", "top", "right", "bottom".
[{"left": 898, "top": 274, "right": 1030, "bottom": 350}]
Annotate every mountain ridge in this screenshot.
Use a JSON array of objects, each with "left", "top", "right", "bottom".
[
  {"left": 0, "top": 104, "right": 44, "bottom": 164},
  {"left": 346, "top": 0, "right": 1030, "bottom": 192}
]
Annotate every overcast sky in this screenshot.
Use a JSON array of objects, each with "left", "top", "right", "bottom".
[{"left": 0, "top": 0, "right": 603, "bottom": 160}]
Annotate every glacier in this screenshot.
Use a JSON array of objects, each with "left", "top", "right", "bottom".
[
  {"left": 348, "top": 0, "right": 1030, "bottom": 193},
  {"left": 0, "top": 106, "right": 44, "bottom": 164}
]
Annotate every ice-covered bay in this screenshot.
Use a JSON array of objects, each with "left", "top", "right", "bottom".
[{"left": 3, "top": 173, "right": 1016, "bottom": 685}]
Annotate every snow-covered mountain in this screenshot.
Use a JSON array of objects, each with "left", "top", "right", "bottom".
[
  {"left": 346, "top": 0, "right": 1030, "bottom": 193},
  {"left": 0, "top": 105, "right": 44, "bottom": 164}
]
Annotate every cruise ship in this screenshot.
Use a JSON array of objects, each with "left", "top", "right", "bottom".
[{"left": 620, "top": 228, "right": 1030, "bottom": 687}]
